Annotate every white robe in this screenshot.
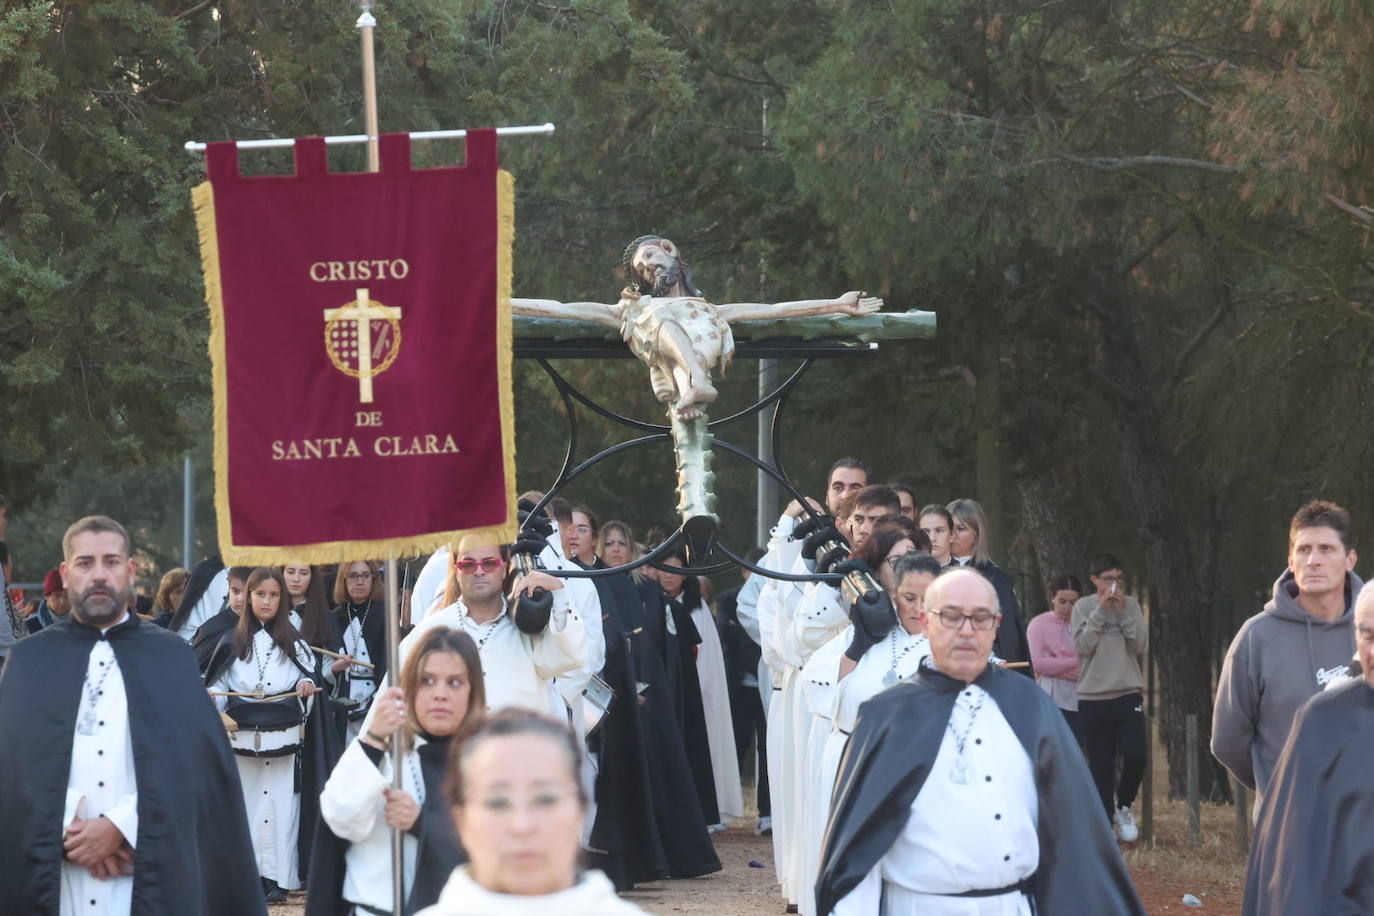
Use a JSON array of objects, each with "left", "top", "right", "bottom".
[
  {"left": 209, "top": 630, "right": 316, "bottom": 889},
  {"left": 773, "top": 553, "right": 826, "bottom": 906},
  {"left": 319, "top": 738, "right": 426, "bottom": 911},
  {"left": 61, "top": 621, "right": 138, "bottom": 916},
  {"left": 399, "top": 593, "right": 587, "bottom": 717},
  {"left": 832, "top": 685, "right": 1038, "bottom": 916},
  {"left": 174, "top": 568, "right": 229, "bottom": 642},
  {"left": 415, "top": 866, "right": 647, "bottom": 916},
  {"left": 761, "top": 522, "right": 810, "bottom": 903},
  {"left": 690, "top": 600, "right": 743, "bottom": 821},
  {"left": 336, "top": 604, "right": 380, "bottom": 742},
  {"left": 796, "top": 632, "right": 846, "bottom": 916}
]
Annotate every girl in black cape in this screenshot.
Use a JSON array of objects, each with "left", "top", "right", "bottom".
[
  {"left": 602, "top": 523, "right": 721, "bottom": 878},
  {"left": 572, "top": 523, "right": 669, "bottom": 890}
]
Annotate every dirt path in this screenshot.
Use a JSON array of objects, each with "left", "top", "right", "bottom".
[
  {"left": 272, "top": 814, "right": 1246, "bottom": 915},
  {"left": 621, "top": 826, "right": 782, "bottom": 915}
]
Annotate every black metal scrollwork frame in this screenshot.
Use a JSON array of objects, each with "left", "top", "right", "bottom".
[{"left": 514, "top": 338, "right": 878, "bottom": 582}]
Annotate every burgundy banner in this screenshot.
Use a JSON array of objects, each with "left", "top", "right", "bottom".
[{"left": 194, "top": 130, "right": 515, "bottom": 562}]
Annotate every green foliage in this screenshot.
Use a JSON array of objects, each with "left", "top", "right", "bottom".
[{"left": 5, "top": 0, "right": 1374, "bottom": 670}]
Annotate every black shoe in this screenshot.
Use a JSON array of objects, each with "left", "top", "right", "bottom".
[{"left": 263, "top": 879, "right": 286, "bottom": 904}]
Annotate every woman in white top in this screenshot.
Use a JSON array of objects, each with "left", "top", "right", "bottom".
[
  {"left": 205, "top": 566, "right": 319, "bottom": 902},
  {"left": 417, "top": 709, "right": 647, "bottom": 915},
  {"left": 312, "top": 626, "right": 485, "bottom": 915}
]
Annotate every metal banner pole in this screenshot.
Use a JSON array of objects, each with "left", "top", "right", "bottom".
[
  {"left": 385, "top": 553, "right": 403, "bottom": 912},
  {"left": 352, "top": 4, "right": 401, "bottom": 910}
]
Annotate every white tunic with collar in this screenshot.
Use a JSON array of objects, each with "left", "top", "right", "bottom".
[
  {"left": 319, "top": 737, "right": 428, "bottom": 911},
  {"left": 401, "top": 591, "right": 587, "bottom": 716},
  {"left": 832, "top": 682, "right": 1038, "bottom": 916},
  {"left": 61, "top": 620, "right": 138, "bottom": 916},
  {"left": 208, "top": 630, "right": 316, "bottom": 890}
]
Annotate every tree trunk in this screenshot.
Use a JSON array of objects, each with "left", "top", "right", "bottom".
[
  {"left": 974, "top": 294, "right": 1007, "bottom": 554},
  {"left": 1096, "top": 296, "right": 1231, "bottom": 803},
  {"left": 1017, "top": 472, "right": 1085, "bottom": 615}
]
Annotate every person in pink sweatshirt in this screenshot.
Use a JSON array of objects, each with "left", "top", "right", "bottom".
[{"left": 1027, "top": 574, "right": 1084, "bottom": 744}]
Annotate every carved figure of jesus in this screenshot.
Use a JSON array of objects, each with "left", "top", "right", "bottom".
[{"left": 511, "top": 235, "right": 882, "bottom": 420}]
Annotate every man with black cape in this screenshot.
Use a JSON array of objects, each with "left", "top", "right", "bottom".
[
  {"left": 0, "top": 516, "right": 264, "bottom": 915},
  {"left": 815, "top": 568, "right": 1143, "bottom": 915},
  {"left": 1242, "top": 581, "right": 1374, "bottom": 915}
]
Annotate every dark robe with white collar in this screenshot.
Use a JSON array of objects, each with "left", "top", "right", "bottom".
[
  {"left": 816, "top": 662, "right": 1143, "bottom": 915},
  {"left": 0, "top": 615, "right": 265, "bottom": 915}
]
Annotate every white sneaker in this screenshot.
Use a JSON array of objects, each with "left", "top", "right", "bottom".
[
  {"left": 755, "top": 816, "right": 773, "bottom": 836},
  {"left": 1114, "top": 805, "right": 1138, "bottom": 842},
  {"left": 707, "top": 822, "right": 727, "bottom": 834}
]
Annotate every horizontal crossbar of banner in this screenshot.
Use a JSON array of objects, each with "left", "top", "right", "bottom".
[{"left": 183, "top": 122, "right": 555, "bottom": 152}]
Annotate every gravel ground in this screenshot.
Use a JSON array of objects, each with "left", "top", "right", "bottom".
[
  {"left": 268, "top": 822, "right": 782, "bottom": 916},
  {"left": 268, "top": 820, "right": 1234, "bottom": 915}
]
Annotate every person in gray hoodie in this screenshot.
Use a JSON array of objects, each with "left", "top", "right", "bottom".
[{"left": 1212, "top": 500, "right": 1361, "bottom": 809}]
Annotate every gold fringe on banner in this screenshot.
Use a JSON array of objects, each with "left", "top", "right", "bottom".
[{"left": 194, "top": 169, "right": 519, "bottom": 567}]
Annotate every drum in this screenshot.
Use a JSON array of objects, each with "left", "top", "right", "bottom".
[{"left": 225, "top": 697, "right": 305, "bottom": 757}]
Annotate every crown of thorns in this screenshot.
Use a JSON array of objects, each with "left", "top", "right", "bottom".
[{"left": 622, "top": 235, "right": 669, "bottom": 275}]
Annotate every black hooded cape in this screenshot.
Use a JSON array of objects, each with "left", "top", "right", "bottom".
[
  {"left": 1242, "top": 679, "right": 1374, "bottom": 915},
  {"left": 657, "top": 577, "right": 720, "bottom": 826},
  {"left": 305, "top": 737, "right": 465, "bottom": 916},
  {"left": 578, "top": 560, "right": 669, "bottom": 889},
  {"left": 0, "top": 615, "right": 266, "bottom": 915},
  {"left": 192, "top": 608, "right": 238, "bottom": 672},
  {"left": 816, "top": 662, "right": 1144, "bottom": 915},
  {"left": 629, "top": 577, "right": 722, "bottom": 878}
]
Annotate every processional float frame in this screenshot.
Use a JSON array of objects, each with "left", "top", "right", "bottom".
[{"left": 512, "top": 310, "right": 935, "bottom": 583}]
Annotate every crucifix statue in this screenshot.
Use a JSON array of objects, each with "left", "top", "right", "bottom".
[
  {"left": 511, "top": 235, "right": 882, "bottom": 531},
  {"left": 323, "top": 287, "right": 402, "bottom": 403},
  {"left": 512, "top": 235, "right": 881, "bottom": 421}
]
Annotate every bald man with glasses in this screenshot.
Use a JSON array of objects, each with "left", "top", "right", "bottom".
[{"left": 816, "top": 568, "right": 1143, "bottom": 916}]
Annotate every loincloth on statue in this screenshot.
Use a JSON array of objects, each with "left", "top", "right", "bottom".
[{"left": 619, "top": 295, "right": 736, "bottom": 371}]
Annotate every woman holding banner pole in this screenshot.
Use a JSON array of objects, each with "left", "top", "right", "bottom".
[{"left": 309, "top": 626, "right": 483, "bottom": 915}]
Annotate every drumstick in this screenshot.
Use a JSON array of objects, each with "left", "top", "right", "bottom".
[
  {"left": 310, "top": 645, "right": 377, "bottom": 669},
  {"left": 1003, "top": 661, "right": 1030, "bottom": 669},
  {"left": 209, "top": 690, "right": 301, "bottom": 701}
]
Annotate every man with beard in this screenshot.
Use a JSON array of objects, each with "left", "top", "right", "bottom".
[
  {"left": 816, "top": 568, "right": 1144, "bottom": 915},
  {"left": 0, "top": 516, "right": 264, "bottom": 915},
  {"left": 512, "top": 236, "right": 881, "bottom": 420},
  {"left": 1242, "top": 579, "right": 1374, "bottom": 914}
]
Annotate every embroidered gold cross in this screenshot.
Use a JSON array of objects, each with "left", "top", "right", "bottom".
[{"left": 323, "top": 288, "right": 402, "bottom": 403}]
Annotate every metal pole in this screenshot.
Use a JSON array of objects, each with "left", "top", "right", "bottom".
[
  {"left": 182, "top": 123, "right": 556, "bottom": 152},
  {"left": 756, "top": 359, "right": 778, "bottom": 546},
  {"left": 181, "top": 453, "right": 194, "bottom": 569},
  {"left": 755, "top": 97, "right": 778, "bottom": 547},
  {"left": 353, "top": 4, "right": 400, "bottom": 909},
  {"left": 385, "top": 553, "right": 404, "bottom": 911}
]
